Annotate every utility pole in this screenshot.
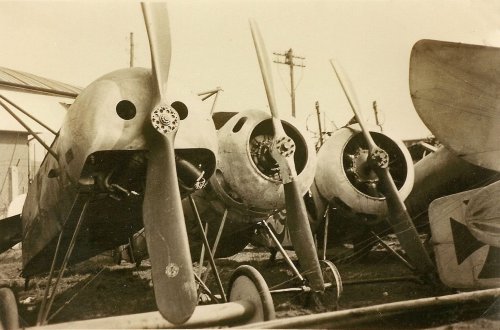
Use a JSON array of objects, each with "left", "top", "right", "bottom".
[
  {"left": 273, "top": 48, "right": 305, "bottom": 118},
  {"left": 129, "top": 32, "right": 134, "bottom": 68}
]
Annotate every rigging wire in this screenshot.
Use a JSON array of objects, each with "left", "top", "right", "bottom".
[{"left": 47, "top": 267, "right": 105, "bottom": 322}]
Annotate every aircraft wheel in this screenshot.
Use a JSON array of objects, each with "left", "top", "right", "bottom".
[
  {"left": 320, "top": 259, "right": 343, "bottom": 305},
  {"left": 228, "top": 265, "right": 275, "bottom": 323},
  {"left": 0, "top": 287, "right": 19, "bottom": 330}
]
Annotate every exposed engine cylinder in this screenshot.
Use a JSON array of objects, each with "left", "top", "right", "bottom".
[
  {"left": 210, "top": 109, "right": 316, "bottom": 217},
  {"left": 315, "top": 125, "right": 414, "bottom": 215}
]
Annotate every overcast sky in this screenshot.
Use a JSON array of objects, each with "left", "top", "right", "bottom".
[{"left": 0, "top": 0, "right": 499, "bottom": 152}]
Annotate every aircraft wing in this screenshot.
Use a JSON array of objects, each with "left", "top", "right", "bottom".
[
  {"left": 409, "top": 39, "right": 500, "bottom": 172},
  {"left": 0, "top": 66, "right": 81, "bottom": 98}
]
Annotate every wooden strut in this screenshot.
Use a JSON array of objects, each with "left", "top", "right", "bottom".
[
  {"left": 194, "top": 273, "right": 220, "bottom": 304},
  {"left": 30, "top": 300, "right": 256, "bottom": 329},
  {"left": 321, "top": 205, "right": 329, "bottom": 261},
  {"left": 0, "top": 94, "right": 58, "bottom": 135},
  {"left": 370, "top": 231, "right": 417, "bottom": 271},
  {"left": 37, "top": 194, "right": 91, "bottom": 324},
  {"left": 197, "top": 223, "right": 208, "bottom": 277},
  {"left": 188, "top": 195, "right": 227, "bottom": 302},
  {"left": 197, "top": 87, "right": 223, "bottom": 115},
  {"left": 126, "top": 236, "right": 136, "bottom": 265},
  {"left": 258, "top": 220, "right": 306, "bottom": 285},
  {"left": 37, "top": 196, "right": 90, "bottom": 326},
  {"left": 201, "top": 209, "right": 228, "bottom": 283},
  {"left": 0, "top": 96, "right": 59, "bottom": 160},
  {"left": 242, "top": 288, "right": 500, "bottom": 329},
  {"left": 36, "top": 229, "right": 65, "bottom": 325}
]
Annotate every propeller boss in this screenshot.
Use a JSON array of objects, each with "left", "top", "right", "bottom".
[
  {"left": 151, "top": 104, "right": 180, "bottom": 134},
  {"left": 274, "top": 136, "right": 296, "bottom": 158},
  {"left": 369, "top": 148, "right": 389, "bottom": 169}
]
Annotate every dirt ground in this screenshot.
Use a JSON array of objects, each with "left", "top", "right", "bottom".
[{"left": 0, "top": 243, "right": 498, "bottom": 329}]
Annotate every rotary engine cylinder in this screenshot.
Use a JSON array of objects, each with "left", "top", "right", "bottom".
[
  {"left": 210, "top": 109, "right": 316, "bottom": 217},
  {"left": 315, "top": 125, "right": 414, "bottom": 215}
]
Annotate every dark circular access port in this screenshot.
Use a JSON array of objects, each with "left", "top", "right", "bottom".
[
  {"left": 171, "top": 101, "right": 188, "bottom": 120},
  {"left": 116, "top": 100, "right": 136, "bottom": 120}
]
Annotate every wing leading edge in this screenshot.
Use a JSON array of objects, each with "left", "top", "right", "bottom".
[{"left": 0, "top": 66, "right": 82, "bottom": 98}]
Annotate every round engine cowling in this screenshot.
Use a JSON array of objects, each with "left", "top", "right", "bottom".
[
  {"left": 210, "top": 109, "right": 316, "bottom": 216},
  {"left": 315, "top": 125, "right": 414, "bottom": 215}
]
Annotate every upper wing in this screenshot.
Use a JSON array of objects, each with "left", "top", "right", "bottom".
[
  {"left": 0, "top": 66, "right": 81, "bottom": 98},
  {"left": 409, "top": 39, "right": 500, "bottom": 172}
]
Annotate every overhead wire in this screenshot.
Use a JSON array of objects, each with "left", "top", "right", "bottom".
[
  {"left": 275, "top": 60, "right": 291, "bottom": 96},
  {"left": 293, "top": 64, "right": 305, "bottom": 91}
]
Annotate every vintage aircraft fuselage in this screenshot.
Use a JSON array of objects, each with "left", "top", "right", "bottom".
[
  {"left": 314, "top": 125, "right": 414, "bottom": 217},
  {"left": 305, "top": 125, "right": 416, "bottom": 251},
  {"left": 184, "top": 109, "right": 317, "bottom": 257},
  {"left": 21, "top": 67, "right": 217, "bottom": 276},
  {"left": 406, "top": 146, "right": 500, "bottom": 228}
]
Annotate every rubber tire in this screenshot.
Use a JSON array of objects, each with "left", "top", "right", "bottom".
[
  {"left": 320, "top": 259, "right": 343, "bottom": 305},
  {"left": 227, "top": 265, "right": 275, "bottom": 323},
  {"left": 0, "top": 288, "right": 19, "bottom": 330}
]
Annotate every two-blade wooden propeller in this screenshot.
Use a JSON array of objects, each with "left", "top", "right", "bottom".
[
  {"left": 141, "top": 3, "right": 197, "bottom": 324},
  {"left": 249, "top": 20, "right": 325, "bottom": 292},
  {"left": 329, "top": 59, "right": 434, "bottom": 275}
]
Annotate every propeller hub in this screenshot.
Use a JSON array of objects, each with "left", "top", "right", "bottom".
[
  {"left": 347, "top": 148, "right": 379, "bottom": 185},
  {"left": 274, "top": 136, "right": 296, "bottom": 158},
  {"left": 369, "top": 148, "right": 389, "bottom": 169},
  {"left": 151, "top": 104, "right": 180, "bottom": 135}
]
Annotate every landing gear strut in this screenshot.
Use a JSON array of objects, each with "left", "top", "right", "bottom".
[{"left": 258, "top": 219, "right": 343, "bottom": 308}]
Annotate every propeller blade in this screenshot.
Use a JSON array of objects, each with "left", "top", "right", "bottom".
[
  {"left": 329, "top": 59, "right": 377, "bottom": 152},
  {"left": 330, "top": 58, "right": 434, "bottom": 274},
  {"left": 249, "top": 19, "right": 285, "bottom": 137},
  {"left": 250, "top": 20, "right": 324, "bottom": 292},
  {"left": 142, "top": 3, "right": 197, "bottom": 324},
  {"left": 376, "top": 167, "right": 434, "bottom": 272},
  {"left": 284, "top": 180, "right": 325, "bottom": 291},
  {"left": 143, "top": 134, "right": 197, "bottom": 324},
  {"left": 142, "top": 2, "right": 171, "bottom": 101}
]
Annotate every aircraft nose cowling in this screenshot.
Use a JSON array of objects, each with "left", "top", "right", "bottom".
[
  {"left": 58, "top": 68, "right": 154, "bottom": 179},
  {"left": 166, "top": 84, "right": 218, "bottom": 189},
  {"left": 169, "top": 86, "right": 218, "bottom": 155},
  {"left": 59, "top": 68, "right": 217, "bottom": 189},
  {"left": 315, "top": 125, "right": 414, "bottom": 215},
  {"left": 211, "top": 109, "right": 316, "bottom": 213}
]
